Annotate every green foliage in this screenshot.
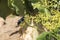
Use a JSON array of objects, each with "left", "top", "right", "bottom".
[
  {"left": 37, "top": 32, "right": 57, "bottom": 40},
  {"left": 37, "top": 27, "right": 60, "bottom": 40},
  {"left": 8, "top": 0, "right": 25, "bottom": 16},
  {"left": 30, "top": 0, "right": 60, "bottom": 31},
  {"left": 52, "top": 27, "right": 60, "bottom": 40},
  {"left": 37, "top": 32, "right": 50, "bottom": 40}
]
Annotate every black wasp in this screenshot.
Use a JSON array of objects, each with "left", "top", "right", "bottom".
[{"left": 16, "top": 16, "right": 24, "bottom": 27}]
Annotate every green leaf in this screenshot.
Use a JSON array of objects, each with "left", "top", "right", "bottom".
[{"left": 37, "top": 32, "right": 50, "bottom": 40}]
